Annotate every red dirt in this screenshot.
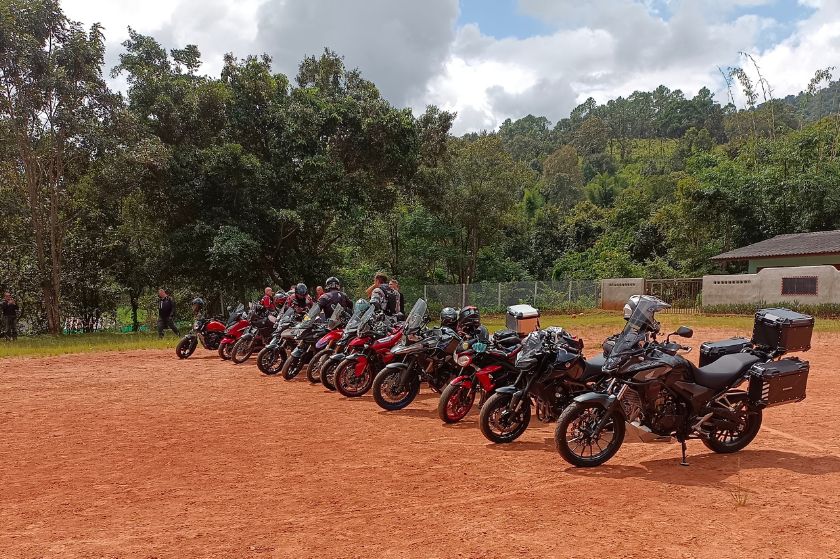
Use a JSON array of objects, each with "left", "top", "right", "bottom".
[{"left": 2, "top": 326, "right": 839, "bottom": 558}]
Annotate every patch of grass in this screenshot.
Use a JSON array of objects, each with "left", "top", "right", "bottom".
[
  {"left": 0, "top": 332, "right": 177, "bottom": 359},
  {"left": 730, "top": 457, "right": 749, "bottom": 508}
]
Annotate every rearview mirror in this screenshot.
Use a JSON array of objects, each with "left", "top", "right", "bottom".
[{"left": 674, "top": 326, "right": 693, "bottom": 338}]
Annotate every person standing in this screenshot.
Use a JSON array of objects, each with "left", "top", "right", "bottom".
[
  {"left": 316, "top": 277, "right": 352, "bottom": 317},
  {"left": 2, "top": 292, "right": 19, "bottom": 341},
  {"left": 260, "top": 287, "right": 275, "bottom": 310},
  {"left": 367, "top": 272, "right": 398, "bottom": 315},
  {"left": 388, "top": 279, "right": 405, "bottom": 315},
  {"left": 157, "top": 288, "right": 179, "bottom": 338},
  {"left": 315, "top": 285, "right": 325, "bottom": 299}
]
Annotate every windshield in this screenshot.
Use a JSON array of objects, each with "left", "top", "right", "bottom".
[
  {"left": 278, "top": 307, "right": 295, "bottom": 324},
  {"left": 303, "top": 303, "right": 322, "bottom": 322},
  {"left": 604, "top": 295, "right": 670, "bottom": 372},
  {"left": 327, "top": 304, "right": 344, "bottom": 329},
  {"left": 227, "top": 303, "right": 245, "bottom": 322},
  {"left": 515, "top": 330, "right": 544, "bottom": 368},
  {"left": 356, "top": 306, "right": 376, "bottom": 334},
  {"left": 405, "top": 299, "right": 427, "bottom": 333},
  {"left": 346, "top": 301, "right": 370, "bottom": 331}
]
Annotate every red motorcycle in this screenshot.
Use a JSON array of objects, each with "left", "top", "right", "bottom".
[
  {"left": 306, "top": 309, "right": 349, "bottom": 384},
  {"left": 333, "top": 307, "right": 404, "bottom": 398},
  {"left": 437, "top": 330, "right": 522, "bottom": 423},
  {"left": 217, "top": 304, "right": 248, "bottom": 360},
  {"left": 175, "top": 314, "right": 228, "bottom": 359}
]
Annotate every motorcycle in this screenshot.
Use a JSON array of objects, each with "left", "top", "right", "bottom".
[
  {"left": 554, "top": 296, "right": 811, "bottom": 467},
  {"left": 280, "top": 304, "right": 337, "bottom": 381},
  {"left": 175, "top": 313, "right": 228, "bottom": 359},
  {"left": 305, "top": 309, "right": 347, "bottom": 384},
  {"left": 256, "top": 307, "right": 299, "bottom": 375},
  {"left": 478, "top": 326, "right": 607, "bottom": 444},
  {"left": 319, "top": 300, "right": 372, "bottom": 391},
  {"left": 333, "top": 308, "right": 404, "bottom": 398},
  {"left": 372, "top": 299, "right": 461, "bottom": 411},
  {"left": 437, "top": 329, "right": 522, "bottom": 424},
  {"left": 231, "top": 303, "right": 277, "bottom": 364},
  {"left": 217, "top": 304, "right": 248, "bottom": 360}
]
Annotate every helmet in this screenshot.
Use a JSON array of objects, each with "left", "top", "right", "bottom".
[
  {"left": 191, "top": 297, "right": 205, "bottom": 312},
  {"left": 623, "top": 295, "right": 642, "bottom": 320},
  {"left": 325, "top": 276, "right": 341, "bottom": 291},
  {"left": 274, "top": 294, "right": 285, "bottom": 305},
  {"left": 458, "top": 306, "right": 480, "bottom": 330},
  {"left": 295, "top": 283, "right": 308, "bottom": 296},
  {"left": 440, "top": 307, "right": 458, "bottom": 328}
]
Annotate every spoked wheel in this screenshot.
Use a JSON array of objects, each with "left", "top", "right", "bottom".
[
  {"left": 231, "top": 337, "right": 255, "bottom": 364},
  {"left": 372, "top": 367, "right": 420, "bottom": 411},
  {"left": 281, "top": 357, "right": 304, "bottom": 380},
  {"left": 479, "top": 392, "right": 531, "bottom": 443},
  {"left": 176, "top": 336, "right": 197, "bottom": 359},
  {"left": 702, "top": 393, "right": 762, "bottom": 454},
  {"left": 307, "top": 349, "right": 332, "bottom": 384},
  {"left": 257, "top": 346, "right": 285, "bottom": 375},
  {"left": 321, "top": 359, "right": 339, "bottom": 391},
  {"left": 334, "top": 359, "right": 374, "bottom": 398},
  {"left": 218, "top": 341, "right": 234, "bottom": 360},
  {"left": 438, "top": 382, "right": 476, "bottom": 423},
  {"left": 555, "top": 401, "right": 625, "bottom": 467}
]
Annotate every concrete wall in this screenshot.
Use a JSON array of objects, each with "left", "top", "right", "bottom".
[
  {"left": 747, "top": 255, "right": 840, "bottom": 273},
  {"left": 600, "top": 278, "right": 644, "bottom": 310},
  {"left": 703, "top": 265, "right": 840, "bottom": 306}
]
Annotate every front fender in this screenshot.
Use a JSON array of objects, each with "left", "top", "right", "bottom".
[
  {"left": 495, "top": 385, "right": 518, "bottom": 395},
  {"left": 449, "top": 375, "right": 473, "bottom": 388},
  {"left": 328, "top": 352, "right": 347, "bottom": 364},
  {"left": 574, "top": 391, "right": 620, "bottom": 413}
]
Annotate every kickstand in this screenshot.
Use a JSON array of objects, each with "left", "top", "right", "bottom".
[{"left": 679, "top": 439, "right": 689, "bottom": 467}]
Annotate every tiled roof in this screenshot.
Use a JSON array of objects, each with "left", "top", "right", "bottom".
[{"left": 711, "top": 230, "right": 840, "bottom": 261}]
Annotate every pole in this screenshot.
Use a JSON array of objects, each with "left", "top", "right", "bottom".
[
  {"left": 497, "top": 282, "right": 502, "bottom": 309},
  {"left": 534, "top": 281, "right": 538, "bottom": 306},
  {"left": 461, "top": 283, "right": 466, "bottom": 307},
  {"left": 423, "top": 285, "right": 427, "bottom": 302}
]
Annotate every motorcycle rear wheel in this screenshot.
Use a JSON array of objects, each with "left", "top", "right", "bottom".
[
  {"left": 701, "top": 394, "right": 762, "bottom": 454},
  {"left": 176, "top": 336, "right": 197, "bottom": 359},
  {"left": 231, "top": 338, "right": 255, "bottom": 364},
  {"left": 479, "top": 392, "right": 531, "bottom": 444},
  {"left": 372, "top": 367, "right": 421, "bottom": 411},
  {"left": 438, "top": 381, "right": 476, "bottom": 423},
  {"left": 554, "top": 401, "right": 625, "bottom": 467},
  {"left": 334, "top": 359, "right": 374, "bottom": 398}
]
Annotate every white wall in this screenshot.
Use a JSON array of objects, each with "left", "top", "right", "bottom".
[
  {"left": 600, "top": 278, "right": 644, "bottom": 310},
  {"left": 702, "top": 265, "right": 840, "bottom": 307}
]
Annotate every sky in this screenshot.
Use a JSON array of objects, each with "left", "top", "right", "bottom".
[{"left": 62, "top": 0, "right": 840, "bottom": 134}]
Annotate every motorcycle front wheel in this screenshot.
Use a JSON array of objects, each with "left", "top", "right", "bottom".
[
  {"left": 281, "top": 356, "right": 304, "bottom": 380},
  {"left": 438, "top": 381, "right": 476, "bottom": 424},
  {"left": 334, "top": 359, "right": 374, "bottom": 398},
  {"left": 231, "top": 337, "right": 255, "bottom": 364},
  {"left": 257, "top": 346, "right": 285, "bottom": 375},
  {"left": 218, "top": 341, "right": 234, "bottom": 360},
  {"left": 321, "top": 359, "right": 340, "bottom": 391},
  {"left": 554, "top": 401, "right": 625, "bottom": 467},
  {"left": 479, "top": 392, "right": 531, "bottom": 443},
  {"left": 372, "top": 367, "right": 421, "bottom": 411},
  {"left": 176, "top": 336, "right": 198, "bottom": 359},
  {"left": 307, "top": 349, "right": 332, "bottom": 384}
]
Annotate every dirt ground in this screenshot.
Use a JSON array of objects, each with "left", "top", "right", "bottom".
[{"left": 2, "top": 325, "right": 840, "bottom": 559}]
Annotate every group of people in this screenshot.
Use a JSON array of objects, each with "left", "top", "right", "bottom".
[
  {"left": 156, "top": 272, "right": 406, "bottom": 338},
  {"left": 2, "top": 292, "right": 19, "bottom": 341}
]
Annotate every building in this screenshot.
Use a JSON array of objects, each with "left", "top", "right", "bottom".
[{"left": 711, "top": 230, "right": 840, "bottom": 273}]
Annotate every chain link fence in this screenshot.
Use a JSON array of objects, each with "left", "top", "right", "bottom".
[{"left": 420, "top": 279, "right": 600, "bottom": 313}]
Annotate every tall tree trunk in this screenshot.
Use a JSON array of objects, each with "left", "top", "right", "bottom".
[{"left": 130, "top": 289, "right": 140, "bottom": 332}]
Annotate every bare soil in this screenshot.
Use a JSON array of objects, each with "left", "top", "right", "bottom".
[{"left": 2, "top": 326, "right": 839, "bottom": 558}]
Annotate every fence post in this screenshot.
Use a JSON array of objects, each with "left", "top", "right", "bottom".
[
  {"left": 497, "top": 282, "right": 502, "bottom": 309},
  {"left": 423, "top": 285, "right": 427, "bottom": 301},
  {"left": 461, "top": 283, "right": 466, "bottom": 307},
  {"left": 568, "top": 280, "right": 572, "bottom": 302},
  {"left": 534, "top": 281, "right": 538, "bottom": 306}
]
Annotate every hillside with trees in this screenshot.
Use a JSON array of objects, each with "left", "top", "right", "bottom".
[{"left": 2, "top": 0, "right": 840, "bottom": 332}]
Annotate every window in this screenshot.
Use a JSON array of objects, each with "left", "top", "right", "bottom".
[{"left": 781, "top": 276, "right": 818, "bottom": 296}]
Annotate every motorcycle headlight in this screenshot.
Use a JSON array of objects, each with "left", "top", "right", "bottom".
[{"left": 455, "top": 354, "right": 472, "bottom": 367}]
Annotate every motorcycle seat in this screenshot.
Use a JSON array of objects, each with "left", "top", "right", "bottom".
[
  {"left": 692, "top": 353, "right": 761, "bottom": 390},
  {"left": 583, "top": 354, "right": 605, "bottom": 379}
]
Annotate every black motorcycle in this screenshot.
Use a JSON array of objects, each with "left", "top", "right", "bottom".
[
  {"left": 255, "top": 307, "right": 298, "bottom": 375},
  {"left": 280, "top": 304, "right": 337, "bottom": 381},
  {"left": 478, "top": 327, "right": 607, "bottom": 444},
  {"left": 372, "top": 299, "right": 461, "bottom": 411},
  {"left": 554, "top": 296, "right": 811, "bottom": 467}
]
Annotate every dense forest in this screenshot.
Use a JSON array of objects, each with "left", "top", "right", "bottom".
[{"left": 2, "top": 0, "right": 840, "bottom": 333}]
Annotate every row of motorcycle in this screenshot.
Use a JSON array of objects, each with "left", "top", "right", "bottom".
[{"left": 175, "top": 294, "right": 812, "bottom": 467}]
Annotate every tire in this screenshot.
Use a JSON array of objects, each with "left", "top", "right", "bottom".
[
  {"left": 281, "top": 356, "right": 303, "bottom": 380},
  {"left": 231, "top": 337, "right": 255, "bottom": 364},
  {"left": 334, "top": 359, "right": 374, "bottom": 398},
  {"left": 176, "top": 336, "right": 197, "bottom": 359},
  {"left": 321, "top": 359, "right": 340, "bottom": 391},
  {"left": 218, "top": 341, "right": 234, "bottom": 360},
  {"left": 555, "top": 401, "right": 626, "bottom": 467},
  {"left": 257, "top": 346, "right": 285, "bottom": 376},
  {"left": 438, "top": 381, "right": 476, "bottom": 423},
  {"left": 701, "top": 394, "right": 763, "bottom": 454},
  {"left": 479, "top": 392, "right": 531, "bottom": 443},
  {"left": 372, "top": 367, "right": 420, "bottom": 411},
  {"left": 307, "top": 349, "right": 332, "bottom": 384}
]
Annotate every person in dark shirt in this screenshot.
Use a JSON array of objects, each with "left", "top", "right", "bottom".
[
  {"left": 157, "top": 288, "right": 179, "bottom": 338},
  {"left": 388, "top": 279, "right": 405, "bottom": 315},
  {"left": 316, "top": 276, "right": 352, "bottom": 317},
  {"left": 2, "top": 291, "right": 19, "bottom": 341}
]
